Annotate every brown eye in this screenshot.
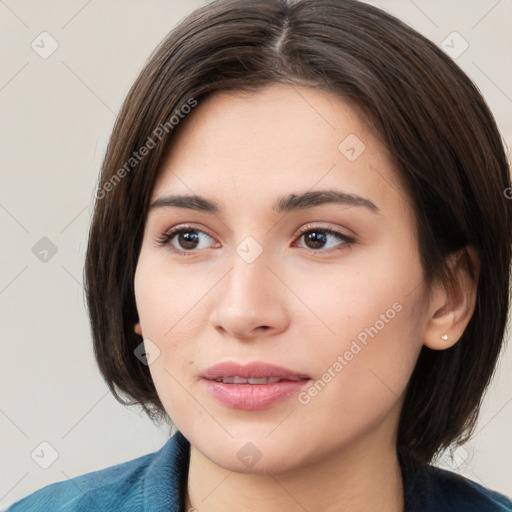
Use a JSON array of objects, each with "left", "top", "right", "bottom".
[
  {"left": 295, "top": 225, "right": 355, "bottom": 253},
  {"left": 173, "top": 230, "right": 201, "bottom": 250},
  {"left": 155, "top": 225, "right": 217, "bottom": 255}
]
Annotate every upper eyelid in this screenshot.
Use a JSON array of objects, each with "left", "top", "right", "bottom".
[
  {"left": 163, "top": 222, "right": 348, "bottom": 235},
  {"left": 164, "top": 223, "right": 215, "bottom": 239},
  {"left": 297, "top": 222, "right": 351, "bottom": 235},
  {"left": 162, "top": 222, "right": 353, "bottom": 245}
]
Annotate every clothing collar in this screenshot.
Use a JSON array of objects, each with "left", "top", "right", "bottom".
[
  {"left": 143, "top": 430, "right": 431, "bottom": 512},
  {"left": 143, "top": 430, "right": 190, "bottom": 512}
]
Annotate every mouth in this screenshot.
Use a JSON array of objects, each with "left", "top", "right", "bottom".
[
  {"left": 211, "top": 376, "right": 293, "bottom": 384},
  {"left": 201, "top": 361, "right": 311, "bottom": 409}
]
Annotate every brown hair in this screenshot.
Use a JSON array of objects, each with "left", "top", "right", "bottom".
[{"left": 84, "top": 0, "right": 512, "bottom": 463}]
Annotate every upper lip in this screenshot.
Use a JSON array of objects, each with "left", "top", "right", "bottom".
[{"left": 201, "top": 361, "right": 310, "bottom": 381}]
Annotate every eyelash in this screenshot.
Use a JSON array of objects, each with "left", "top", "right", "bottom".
[{"left": 154, "top": 223, "right": 355, "bottom": 257}]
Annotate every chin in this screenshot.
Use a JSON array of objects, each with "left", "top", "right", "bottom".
[
  {"left": 190, "top": 429, "right": 314, "bottom": 475},
  {"left": 211, "top": 446, "right": 304, "bottom": 474}
]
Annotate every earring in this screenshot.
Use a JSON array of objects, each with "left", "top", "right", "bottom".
[
  {"left": 134, "top": 323, "right": 142, "bottom": 336},
  {"left": 441, "top": 334, "right": 448, "bottom": 341}
]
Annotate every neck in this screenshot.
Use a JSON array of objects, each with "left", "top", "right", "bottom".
[{"left": 184, "top": 428, "right": 404, "bottom": 512}]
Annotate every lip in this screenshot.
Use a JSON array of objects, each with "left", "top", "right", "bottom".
[
  {"left": 201, "top": 361, "right": 311, "bottom": 410},
  {"left": 201, "top": 361, "right": 310, "bottom": 380}
]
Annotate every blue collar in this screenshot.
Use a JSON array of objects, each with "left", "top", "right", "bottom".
[
  {"left": 142, "top": 430, "right": 190, "bottom": 511},
  {"left": 145, "top": 431, "right": 511, "bottom": 512}
]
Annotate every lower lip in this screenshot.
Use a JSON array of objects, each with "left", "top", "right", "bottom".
[{"left": 202, "top": 379, "right": 310, "bottom": 409}]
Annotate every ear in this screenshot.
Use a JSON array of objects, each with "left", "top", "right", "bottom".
[
  {"left": 134, "top": 322, "right": 143, "bottom": 336},
  {"left": 423, "top": 246, "right": 480, "bottom": 350}
]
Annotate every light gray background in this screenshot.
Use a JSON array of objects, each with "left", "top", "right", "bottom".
[{"left": 1, "top": 0, "right": 511, "bottom": 508}]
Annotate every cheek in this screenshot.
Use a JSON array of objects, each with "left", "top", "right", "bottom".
[
  {"left": 133, "top": 252, "right": 211, "bottom": 406},
  {"left": 302, "top": 313, "right": 421, "bottom": 449},
  {"left": 288, "top": 237, "right": 423, "bottom": 352},
  {"left": 134, "top": 249, "right": 208, "bottom": 338},
  {"left": 293, "top": 257, "right": 425, "bottom": 439}
]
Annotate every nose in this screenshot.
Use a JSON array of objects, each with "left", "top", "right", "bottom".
[{"left": 209, "top": 248, "right": 289, "bottom": 340}]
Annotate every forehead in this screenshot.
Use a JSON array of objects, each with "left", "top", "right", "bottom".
[{"left": 151, "top": 84, "right": 405, "bottom": 217}]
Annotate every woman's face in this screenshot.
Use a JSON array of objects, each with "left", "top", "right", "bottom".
[{"left": 134, "top": 83, "right": 431, "bottom": 473}]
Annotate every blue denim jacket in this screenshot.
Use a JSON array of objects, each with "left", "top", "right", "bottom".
[{"left": 6, "top": 430, "right": 512, "bottom": 511}]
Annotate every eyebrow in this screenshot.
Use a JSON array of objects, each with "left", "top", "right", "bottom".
[{"left": 149, "top": 189, "right": 381, "bottom": 215}]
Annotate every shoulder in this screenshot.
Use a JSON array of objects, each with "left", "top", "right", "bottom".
[
  {"left": 427, "top": 465, "right": 512, "bottom": 511},
  {"left": 5, "top": 433, "right": 189, "bottom": 512},
  {"left": 407, "top": 462, "right": 512, "bottom": 511},
  {"left": 5, "top": 451, "right": 154, "bottom": 512}
]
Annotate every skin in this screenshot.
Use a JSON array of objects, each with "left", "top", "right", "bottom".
[{"left": 133, "top": 83, "right": 478, "bottom": 512}]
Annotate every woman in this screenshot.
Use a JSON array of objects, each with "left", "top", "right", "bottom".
[{"left": 7, "top": 0, "right": 512, "bottom": 510}]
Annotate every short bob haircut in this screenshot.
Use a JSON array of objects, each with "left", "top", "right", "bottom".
[{"left": 84, "top": 0, "right": 512, "bottom": 465}]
